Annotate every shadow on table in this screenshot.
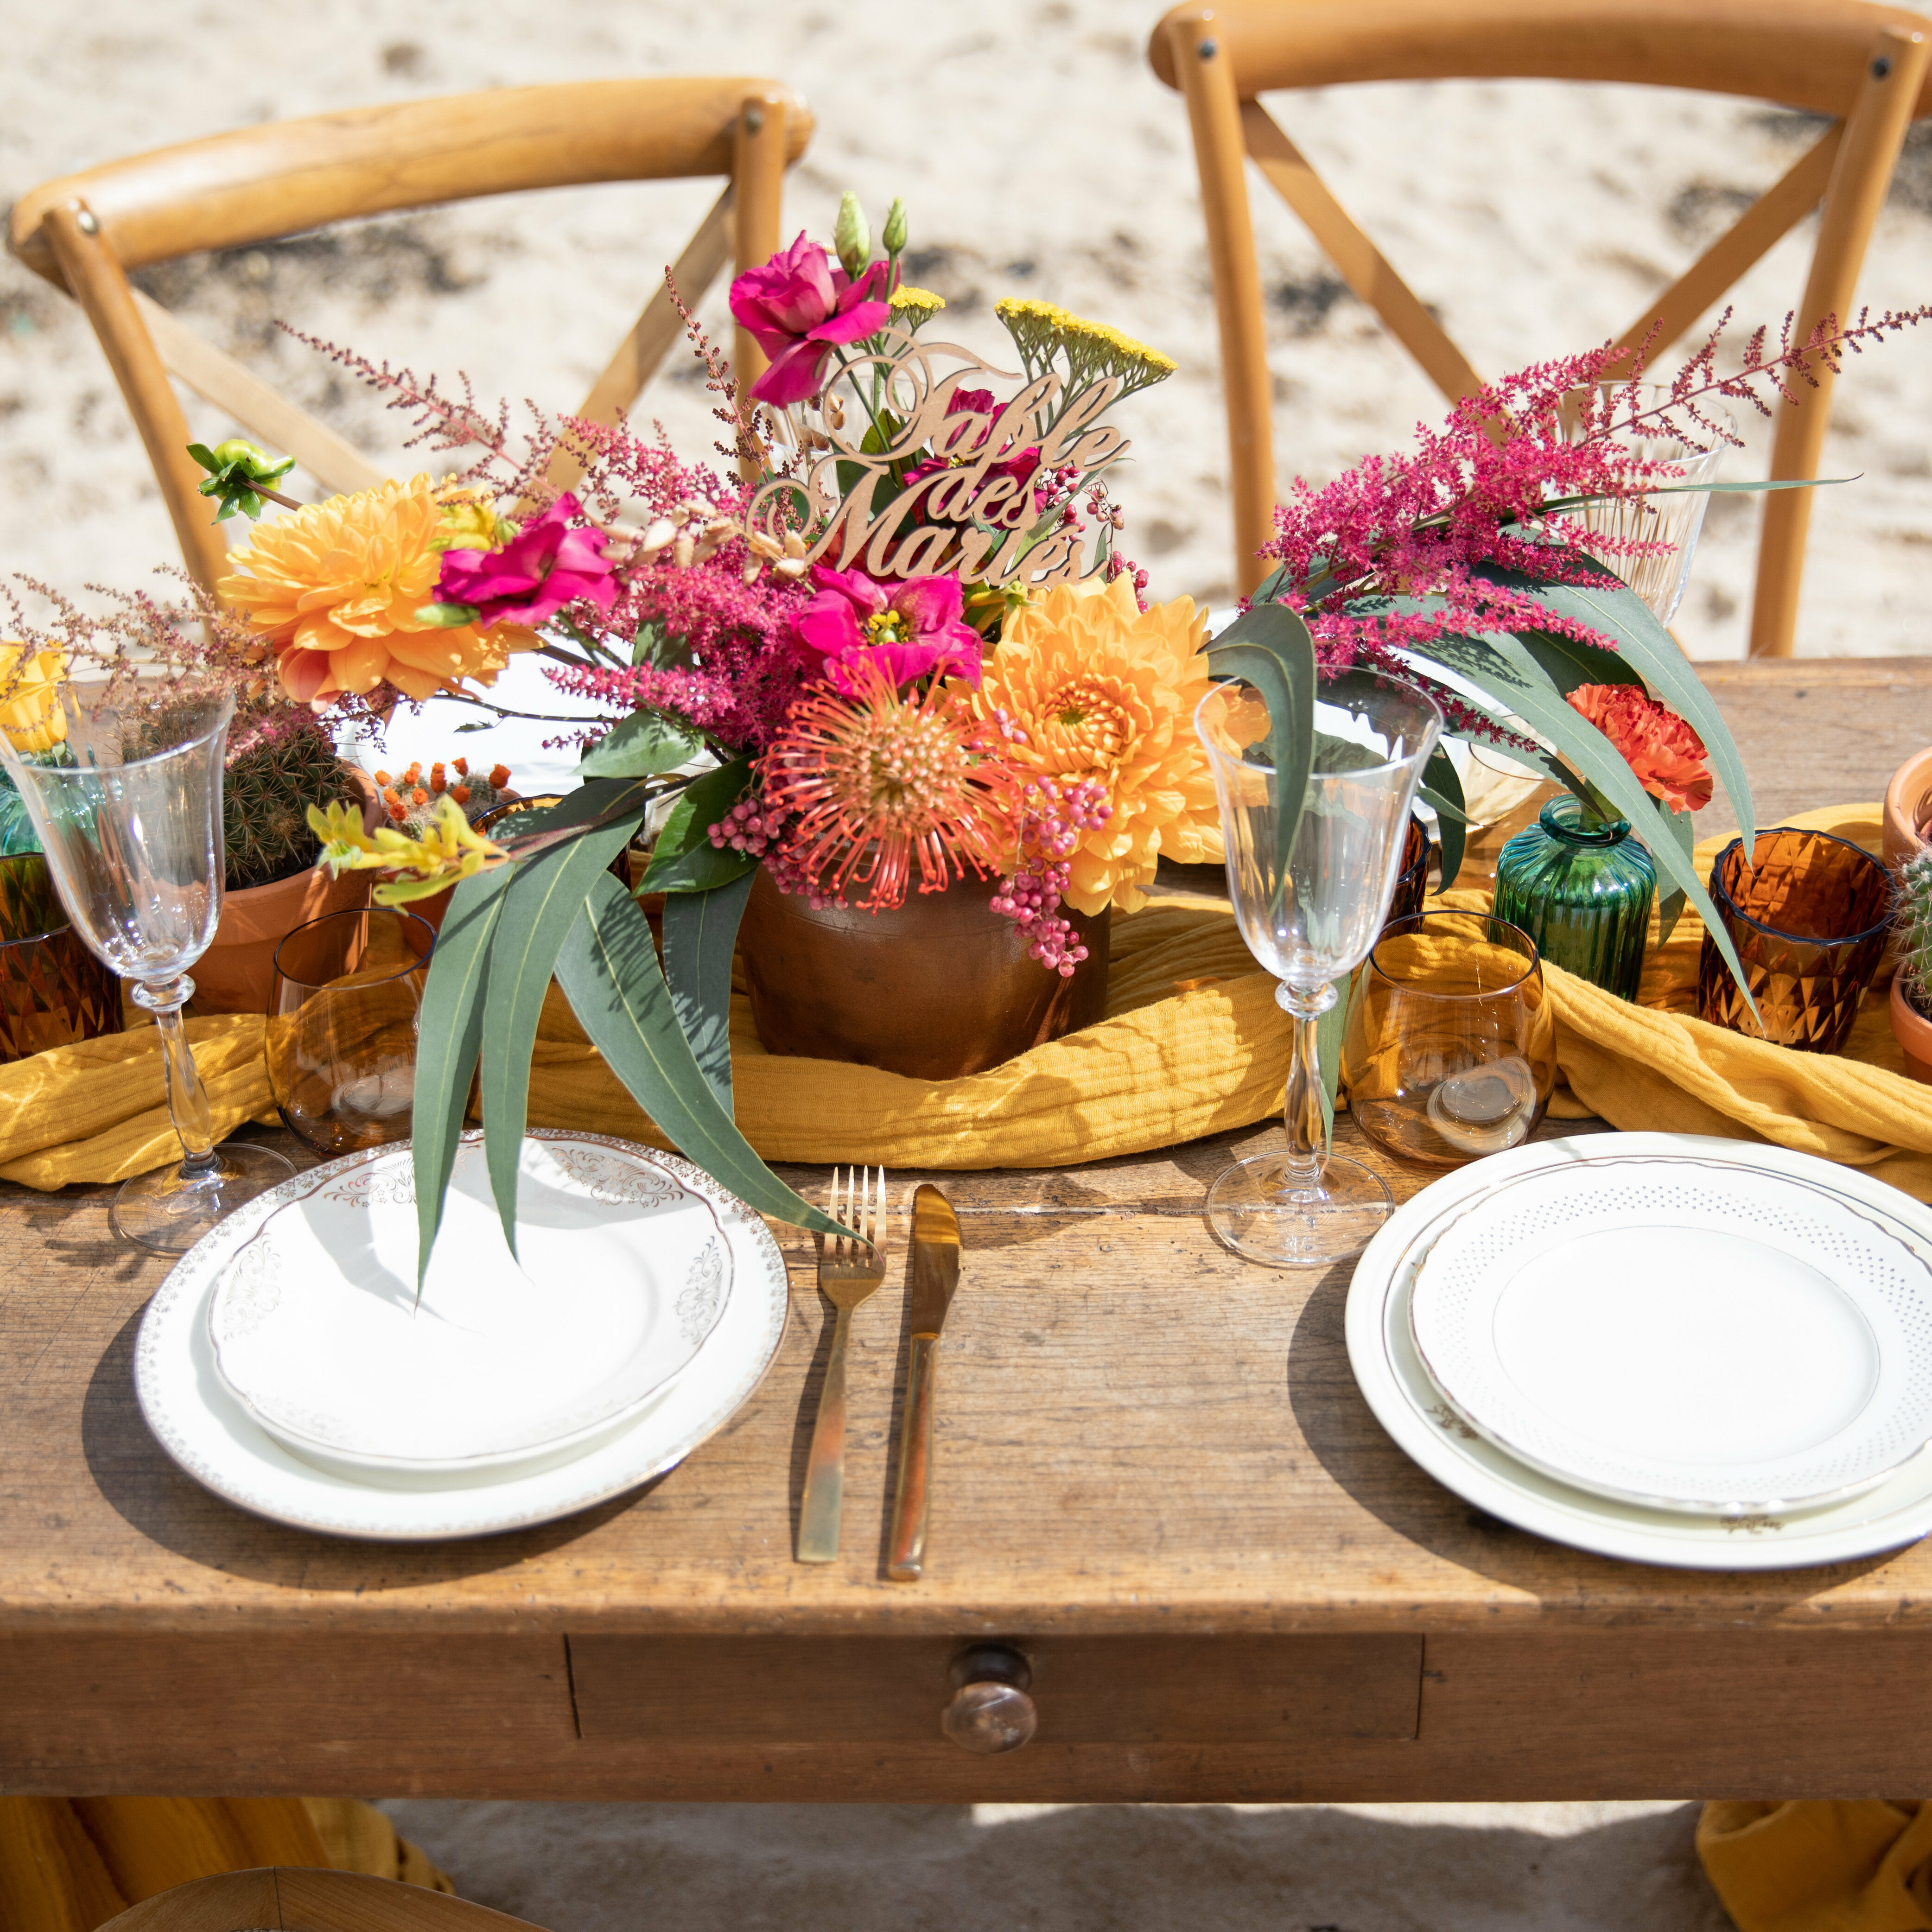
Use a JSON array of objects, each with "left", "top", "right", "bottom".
[
  {"left": 1282, "top": 1258, "right": 1902, "bottom": 1599},
  {"left": 377, "top": 1793, "right": 1729, "bottom": 1932},
  {"left": 81, "top": 1308, "right": 661, "bottom": 1586}
]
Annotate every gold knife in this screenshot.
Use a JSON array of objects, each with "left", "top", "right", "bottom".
[{"left": 886, "top": 1183, "right": 962, "bottom": 1582}]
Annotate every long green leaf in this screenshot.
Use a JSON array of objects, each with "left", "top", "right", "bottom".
[
  {"left": 1205, "top": 601, "right": 1317, "bottom": 871},
  {"left": 1421, "top": 747, "right": 1467, "bottom": 890},
  {"left": 555, "top": 871, "right": 843, "bottom": 1239},
  {"left": 1419, "top": 626, "right": 1758, "bottom": 1016},
  {"left": 638, "top": 757, "right": 759, "bottom": 894},
  {"left": 490, "top": 776, "right": 650, "bottom": 862},
  {"left": 1652, "top": 804, "right": 1697, "bottom": 944},
  {"left": 578, "top": 710, "right": 705, "bottom": 780},
  {"left": 411, "top": 864, "right": 514, "bottom": 1289},
  {"left": 479, "top": 810, "right": 643, "bottom": 1252},
  {"left": 1476, "top": 562, "right": 1756, "bottom": 852},
  {"left": 660, "top": 870, "right": 755, "bottom": 1116}
]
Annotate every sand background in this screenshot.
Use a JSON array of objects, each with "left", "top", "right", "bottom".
[{"left": 7, "top": 1, "right": 1928, "bottom": 1922}]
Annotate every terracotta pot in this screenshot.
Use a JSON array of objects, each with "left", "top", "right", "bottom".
[
  {"left": 1883, "top": 744, "right": 1932, "bottom": 871},
  {"left": 192, "top": 770, "right": 381, "bottom": 1017},
  {"left": 739, "top": 864, "right": 1111, "bottom": 1080},
  {"left": 1894, "top": 974, "right": 1932, "bottom": 1085}
]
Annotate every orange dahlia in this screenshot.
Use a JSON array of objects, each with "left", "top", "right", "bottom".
[
  {"left": 219, "top": 475, "right": 538, "bottom": 704},
  {"left": 965, "top": 577, "right": 1220, "bottom": 914}
]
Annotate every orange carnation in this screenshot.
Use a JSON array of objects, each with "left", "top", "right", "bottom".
[
  {"left": 219, "top": 475, "right": 540, "bottom": 704},
  {"left": 966, "top": 576, "right": 1220, "bottom": 915},
  {"left": 1565, "top": 683, "right": 1713, "bottom": 814}
]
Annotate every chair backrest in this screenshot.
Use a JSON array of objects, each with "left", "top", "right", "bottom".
[
  {"left": 95, "top": 1864, "right": 547, "bottom": 1932},
  {"left": 6, "top": 76, "right": 813, "bottom": 590},
  {"left": 1150, "top": 0, "right": 1931, "bottom": 655}
]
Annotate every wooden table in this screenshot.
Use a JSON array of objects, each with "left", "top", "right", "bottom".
[{"left": 4, "top": 660, "right": 1932, "bottom": 1805}]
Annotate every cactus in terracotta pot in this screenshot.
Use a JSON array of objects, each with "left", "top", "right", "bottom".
[
  {"left": 222, "top": 715, "right": 367, "bottom": 891},
  {"left": 1900, "top": 849, "right": 1932, "bottom": 1020},
  {"left": 374, "top": 758, "right": 515, "bottom": 835}
]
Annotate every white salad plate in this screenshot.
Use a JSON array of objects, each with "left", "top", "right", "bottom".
[
  {"left": 135, "top": 1131, "right": 790, "bottom": 1541},
  {"left": 209, "top": 1135, "right": 732, "bottom": 1479},
  {"left": 1346, "top": 1133, "right": 1932, "bottom": 1570},
  {"left": 1408, "top": 1157, "right": 1932, "bottom": 1514}
]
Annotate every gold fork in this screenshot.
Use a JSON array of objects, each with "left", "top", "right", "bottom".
[{"left": 796, "top": 1166, "right": 887, "bottom": 1564}]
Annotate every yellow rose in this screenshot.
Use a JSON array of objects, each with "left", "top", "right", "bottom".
[
  {"left": 0, "top": 645, "right": 66, "bottom": 754},
  {"left": 432, "top": 488, "right": 503, "bottom": 554}
]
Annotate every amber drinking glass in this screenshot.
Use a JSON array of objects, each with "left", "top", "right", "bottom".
[
  {"left": 1382, "top": 814, "right": 1434, "bottom": 930},
  {"left": 1696, "top": 828, "right": 1892, "bottom": 1052},
  {"left": 268, "top": 908, "right": 435, "bottom": 1156},
  {"left": 1342, "top": 913, "right": 1557, "bottom": 1165},
  {"left": 0, "top": 851, "right": 120, "bottom": 1062}
]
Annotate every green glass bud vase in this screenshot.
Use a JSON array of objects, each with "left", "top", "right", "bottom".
[{"left": 1493, "top": 794, "right": 1656, "bottom": 1001}]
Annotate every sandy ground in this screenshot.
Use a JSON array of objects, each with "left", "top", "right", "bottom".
[{"left": 8, "top": 3, "right": 1922, "bottom": 1921}]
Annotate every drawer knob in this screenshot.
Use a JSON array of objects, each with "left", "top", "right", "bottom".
[{"left": 943, "top": 1644, "right": 1036, "bottom": 1754}]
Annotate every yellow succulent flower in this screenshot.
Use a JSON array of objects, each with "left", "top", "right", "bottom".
[
  {"left": 307, "top": 796, "right": 507, "bottom": 904},
  {"left": 0, "top": 644, "right": 66, "bottom": 754},
  {"left": 221, "top": 474, "right": 540, "bottom": 705},
  {"left": 964, "top": 576, "right": 1220, "bottom": 915}
]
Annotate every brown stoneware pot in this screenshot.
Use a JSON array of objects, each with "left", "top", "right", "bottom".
[
  {"left": 739, "top": 864, "right": 1111, "bottom": 1080},
  {"left": 1894, "top": 974, "right": 1932, "bottom": 1085},
  {"left": 193, "top": 770, "right": 381, "bottom": 1016},
  {"left": 1883, "top": 744, "right": 1932, "bottom": 871}
]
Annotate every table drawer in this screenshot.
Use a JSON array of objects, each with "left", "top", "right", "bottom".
[{"left": 566, "top": 1633, "right": 1422, "bottom": 1747}]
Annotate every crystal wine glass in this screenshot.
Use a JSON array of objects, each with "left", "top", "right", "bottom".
[
  {"left": 0, "top": 682, "right": 294, "bottom": 1250},
  {"left": 1196, "top": 674, "right": 1442, "bottom": 1267}
]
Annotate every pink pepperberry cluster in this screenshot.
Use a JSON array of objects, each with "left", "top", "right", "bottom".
[
  {"left": 707, "top": 795, "right": 788, "bottom": 857},
  {"left": 989, "top": 776, "right": 1114, "bottom": 977}
]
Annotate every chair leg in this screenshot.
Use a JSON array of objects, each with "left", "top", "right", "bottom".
[
  {"left": 1748, "top": 25, "right": 1929, "bottom": 657},
  {"left": 41, "top": 201, "right": 231, "bottom": 592},
  {"left": 1170, "top": 9, "right": 1276, "bottom": 598},
  {"left": 732, "top": 91, "right": 790, "bottom": 475}
]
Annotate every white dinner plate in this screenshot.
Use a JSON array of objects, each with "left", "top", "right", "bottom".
[
  {"left": 209, "top": 1136, "right": 732, "bottom": 1479},
  {"left": 1408, "top": 1157, "right": 1932, "bottom": 1513},
  {"left": 135, "top": 1131, "right": 791, "bottom": 1541},
  {"left": 1346, "top": 1133, "right": 1932, "bottom": 1570}
]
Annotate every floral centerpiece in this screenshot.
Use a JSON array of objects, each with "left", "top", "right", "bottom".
[{"left": 111, "top": 201, "right": 1922, "bottom": 1266}]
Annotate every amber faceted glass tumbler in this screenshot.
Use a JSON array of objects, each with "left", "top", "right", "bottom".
[
  {"left": 268, "top": 907, "right": 435, "bottom": 1156},
  {"left": 0, "top": 851, "right": 120, "bottom": 1062},
  {"left": 1696, "top": 828, "right": 1892, "bottom": 1052},
  {"left": 1342, "top": 912, "right": 1557, "bottom": 1166},
  {"left": 1381, "top": 814, "right": 1434, "bottom": 930}
]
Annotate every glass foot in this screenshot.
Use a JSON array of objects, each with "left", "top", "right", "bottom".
[
  {"left": 111, "top": 1142, "right": 298, "bottom": 1254},
  {"left": 1204, "top": 1153, "right": 1394, "bottom": 1268}
]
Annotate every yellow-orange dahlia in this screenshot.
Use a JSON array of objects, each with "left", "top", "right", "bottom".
[
  {"left": 219, "top": 475, "right": 538, "bottom": 704},
  {"left": 966, "top": 576, "right": 1220, "bottom": 915},
  {"left": 0, "top": 645, "right": 66, "bottom": 753}
]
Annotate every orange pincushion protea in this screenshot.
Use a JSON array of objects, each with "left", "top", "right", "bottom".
[
  {"left": 967, "top": 577, "right": 1220, "bottom": 915},
  {"left": 219, "top": 475, "right": 539, "bottom": 704}
]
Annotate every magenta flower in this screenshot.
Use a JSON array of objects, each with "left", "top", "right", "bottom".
[
  {"left": 791, "top": 566, "right": 984, "bottom": 694},
  {"left": 729, "top": 234, "right": 890, "bottom": 407},
  {"left": 436, "top": 493, "right": 618, "bottom": 628}
]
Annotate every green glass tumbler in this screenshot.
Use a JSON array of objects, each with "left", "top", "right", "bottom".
[{"left": 1493, "top": 795, "right": 1657, "bottom": 1000}]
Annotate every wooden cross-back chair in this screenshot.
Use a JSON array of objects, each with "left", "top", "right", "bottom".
[
  {"left": 1150, "top": 0, "right": 1932, "bottom": 655},
  {"left": 97, "top": 1865, "right": 546, "bottom": 1932},
  {"left": 6, "top": 77, "right": 813, "bottom": 591}
]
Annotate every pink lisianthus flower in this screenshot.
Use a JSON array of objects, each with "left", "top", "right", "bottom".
[
  {"left": 791, "top": 566, "right": 984, "bottom": 694},
  {"left": 729, "top": 233, "right": 891, "bottom": 407},
  {"left": 435, "top": 493, "right": 618, "bottom": 628}
]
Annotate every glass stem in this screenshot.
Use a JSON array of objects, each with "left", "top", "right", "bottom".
[
  {"left": 1277, "top": 980, "right": 1339, "bottom": 1186},
  {"left": 131, "top": 974, "right": 216, "bottom": 1174}
]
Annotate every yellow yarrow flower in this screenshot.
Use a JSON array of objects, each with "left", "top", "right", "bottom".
[
  {"left": 0, "top": 645, "right": 66, "bottom": 754},
  {"left": 307, "top": 795, "right": 507, "bottom": 905},
  {"left": 994, "top": 299, "right": 1176, "bottom": 397},
  {"left": 220, "top": 474, "right": 540, "bottom": 705},
  {"left": 889, "top": 285, "right": 946, "bottom": 330}
]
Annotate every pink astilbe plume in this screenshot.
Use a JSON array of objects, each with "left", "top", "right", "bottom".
[{"left": 1258, "top": 308, "right": 1932, "bottom": 720}]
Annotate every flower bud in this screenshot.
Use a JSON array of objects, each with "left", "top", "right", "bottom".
[
  {"left": 833, "top": 192, "right": 870, "bottom": 279},
  {"left": 882, "top": 197, "right": 908, "bottom": 255}
]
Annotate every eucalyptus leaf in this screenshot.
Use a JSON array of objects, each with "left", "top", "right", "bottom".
[
  {"left": 479, "top": 811, "right": 642, "bottom": 1253},
  {"left": 639, "top": 757, "right": 759, "bottom": 894},
  {"left": 1653, "top": 805, "right": 1697, "bottom": 944},
  {"left": 410, "top": 864, "right": 514, "bottom": 1289},
  {"left": 660, "top": 870, "right": 755, "bottom": 1116},
  {"left": 1205, "top": 601, "right": 1316, "bottom": 870},
  {"left": 578, "top": 710, "right": 706, "bottom": 780},
  {"left": 554, "top": 872, "right": 843, "bottom": 1240},
  {"left": 1421, "top": 747, "right": 1467, "bottom": 890}
]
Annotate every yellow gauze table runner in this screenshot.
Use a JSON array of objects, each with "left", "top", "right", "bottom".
[{"left": 3, "top": 802, "right": 1929, "bottom": 1195}]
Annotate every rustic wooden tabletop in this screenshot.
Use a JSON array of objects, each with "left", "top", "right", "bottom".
[{"left": 3, "top": 660, "right": 1931, "bottom": 1804}]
